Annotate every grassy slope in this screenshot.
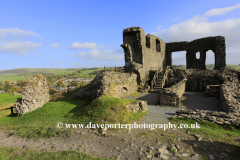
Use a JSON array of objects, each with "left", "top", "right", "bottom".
[
  {"left": 0, "top": 87, "right": 146, "bottom": 159},
  {"left": 0, "top": 93, "right": 22, "bottom": 117},
  {"left": 0, "top": 86, "right": 147, "bottom": 139}
]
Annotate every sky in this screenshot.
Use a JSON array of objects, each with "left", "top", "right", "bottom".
[{"left": 0, "top": 0, "right": 240, "bottom": 70}]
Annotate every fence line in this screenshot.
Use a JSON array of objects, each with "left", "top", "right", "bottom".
[
  {"left": 103, "top": 66, "right": 125, "bottom": 72},
  {"left": 51, "top": 81, "right": 90, "bottom": 102}
]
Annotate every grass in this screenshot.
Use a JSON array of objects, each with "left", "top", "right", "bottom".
[
  {"left": 168, "top": 117, "right": 240, "bottom": 158},
  {"left": 0, "top": 93, "right": 22, "bottom": 117},
  {"left": 168, "top": 117, "right": 240, "bottom": 141},
  {"left": 0, "top": 147, "right": 116, "bottom": 160},
  {"left": 0, "top": 86, "right": 148, "bottom": 139},
  {"left": 0, "top": 67, "right": 112, "bottom": 82},
  {"left": 129, "top": 90, "right": 140, "bottom": 98}
]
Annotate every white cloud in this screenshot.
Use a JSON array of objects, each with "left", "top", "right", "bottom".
[
  {"left": 157, "top": 25, "right": 162, "bottom": 31},
  {"left": 0, "top": 41, "right": 42, "bottom": 55},
  {"left": 72, "top": 48, "right": 124, "bottom": 61},
  {"left": 107, "top": 45, "right": 113, "bottom": 48},
  {"left": 172, "top": 17, "right": 181, "bottom": 21},
  {"left": 0, "top": 28, "right": 42, "bottom": 55},
  {"left": 203, "top": 3, "right": 240, "bottom": 17},
  {"left": 151, "top": 3, "right": 240, "bottom": 64},
  {"left": 68, "top": 42, "right": 104, "bottom": 49},
  {"left": 49, "top": 43, "right": 60, "bottom": 48},
  {"left": 0, "top": 27, "right": 41, "bottom": 41}
]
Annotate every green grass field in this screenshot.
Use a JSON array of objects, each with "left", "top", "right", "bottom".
[
  {"left": 0, "top": 67, "right": 110, "bottom": 82},
  {"left": 0, "top": 93, "right": 22, "bottom": 117}
]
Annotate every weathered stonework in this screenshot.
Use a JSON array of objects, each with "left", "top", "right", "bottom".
[
  {"left": 71, "top": 72, "right": 138, "bottom": 100},
  {"left": 126, "top": 101, "right": 148, "bottom": 113},
  {"left": 121, "top": 27, "right": 166, "bottom": 85},
  {"left": 219, "top": 67, "right": 240, "bottom": 114},
  {"left": 166, "top": 36, "right": 226, "bottom": 70},
  {"left": 172, "top": 109, "right": 240, "bottom": 128},
  {"left": 121, "top": 27, "right": 226, "bottom": 85},
  {"left": 14, "top": 75, "right": 49, "bottom": 115},
  {"left": 206, "top": 85, "right": 220, "bottom": 97},
  {"left": 158, "top": 78, "right": 187, "bottom": 107}
]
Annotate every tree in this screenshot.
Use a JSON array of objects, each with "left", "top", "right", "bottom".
[
  {"left": 4, "top": 83, "right": 10, "bottom": 91},
  {"left": 9, "top": 86, "right": 17, "bottom": 93},
  {"left": 49, "top": 88, "right": 57, "bottom": 95},
  {"left": 76, "top": 69, "right": 82, "bottom": 73},
  {"left": 16, "top": 87, "right": 22, "bottom": 93}
]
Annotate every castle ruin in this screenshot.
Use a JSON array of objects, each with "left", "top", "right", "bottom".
[{"left": 121, "top": 27, "right": 226, "bottom": 84}]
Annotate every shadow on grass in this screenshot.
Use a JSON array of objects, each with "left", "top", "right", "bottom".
[{"left": 181, "top": 139, "right": 240, "bottom": 160}]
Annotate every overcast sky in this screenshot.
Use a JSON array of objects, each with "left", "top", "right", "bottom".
[{"left": 0, "top": 0, "right": 240, "bottom": 70}]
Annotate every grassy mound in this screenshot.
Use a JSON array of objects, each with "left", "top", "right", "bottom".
[
  {"left": 0, "top": 87, "right": 147, "bottom": 138},
  {"left": 83, "top": 96, "right": 147, "bottom": 124}
]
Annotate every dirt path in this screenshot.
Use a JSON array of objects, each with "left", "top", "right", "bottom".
[{"left": 0, "top": 92, "right": 239, "bottom": 160}]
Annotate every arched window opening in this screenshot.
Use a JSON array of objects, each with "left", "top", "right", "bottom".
[
  {"left": 206, "top": 50, "right": 215, "bottom": 70},
  {"left": 196, "top": 52, "right": 200, "bottom": 59}
]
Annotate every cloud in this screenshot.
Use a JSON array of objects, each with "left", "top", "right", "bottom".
[
  {"left": 0, "top": 41, "right": 42, "bottom": 55},
  {"left": 0, "top": 28, "right": 42, "bottom": 55},
  {"left": 157, "top": 25, "right": 162, "bottom": 31},
  {"left": 203, "top": 3, "right": 240, "bottom": 17},
  {"left": 72, "top": 48, "right": 124, "bottom": 61},
  {"left": 0, "top": 28, "right": 41, "bottom": 41},
  {"left": 68, "top": 42, "right": 104, "bottom": 49},
  {"left": 107, "top": 45, "right": 113, "bottom": 48},
  {"left": 49, "top": 43, "right": 60, "bottom": 48},
  {"left": 172, "top": 17, "right": 181, "bottom": 21},
  {"left": 151, "top": 3, "right": 240, "bottom": 65}
]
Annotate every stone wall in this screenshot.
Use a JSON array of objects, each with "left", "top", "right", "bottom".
[
  {"left": 120, "top": 27, "right": 226, "bottom": 86},
  {"left": 158, "top": 78, "right": 187, "bottom": 107},
  {"left": 185, "top": 70, "right": 220, "bottom": 91},
  {"left": 172, "top": 109, "right": 240, "bottom": 128},
  {"left": 14, "top": 75, "right": 49, "bottom": 115},
  {"left": 71, "top": 72, "right": 138, "bottom": 100},
  {"left": 126, "top": 101, "right": 148, "bottom": 113},
  {"left": 121, "top": 27, "right": 166, "bottom": 85},
  {"left": 166, "top": 36, "right": 226, "bottom": 70},
  {"left": 219, "top": 67, "right": 240, "bottom": 114}
]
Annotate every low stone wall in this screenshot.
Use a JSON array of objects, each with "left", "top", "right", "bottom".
[
  {"left": 158, "top": 78, "right": 187, "bottom": 107},
  {"left": 219, "top": 67, "right": 240, "bottom": 114},
  {"left": 220, "top": 84, "right": 240, "bottom": 113},
  {"left": 172, "top": 109, "right": 240, "bottom": 128},
  {"left": 206, "top": 85, "right": 220, "bottom": 97},
  {"left": 185, "top": 70, "right": 220, "bottom": 91},
  {"left": 126, "top": 101, "right": 148, "bottom": 113},
  {"left": 71, "top": 72, "right": 138, "bottom": 100},
  {"left": 14, "top": 75, "right": 49, "bottom": 115}
]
